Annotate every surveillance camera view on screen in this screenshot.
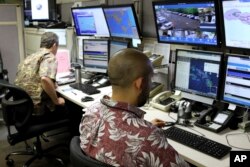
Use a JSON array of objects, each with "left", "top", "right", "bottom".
[
  {"left": 83, "top": 40, "right": 109, "bottom": 74},
  {"left": 71, "top": 7, "right": 110, "bottom": 37},
  {"left": 223, "top": 55, "right": 250, "bottom": 107},
  {"left": 24, "top": 0, "right": 55, "bottom": 21},
  {"left": 154, "top": 1, "right": 217, "bottom": 45},
  {"left": 103, "top": 6, "right": 140, "bottom": 39},
  {"left": 175, "top": 50, "right": 221, "bottom": 99},
  {"left": 222, "top": 0, "right": 250, "bottom": 49}
]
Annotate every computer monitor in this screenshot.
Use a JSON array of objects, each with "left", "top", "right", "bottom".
[
  {"left": 152, "top": 0, "right": 221, "bottom": 46},
  {"left": 110, "top": 40, "right": 129, "bottom": 58},
  {"left": 83, "top": 39, "right": 110, "bottom": 74},
  {"left": 103, "top": 4, "right": 141, "bottom": 39},
  {"left": 222, "top": 54, "right": 250, "bottom": 108},
  {"left": 221, "top": 0, "right": 250, "bottom": 50},
  {"left": 71, "top": 6, "right": 110, "bottom": 37},
  {"left": 175, "top": 49, "right": 223, "bottom": 100},
  {"left": 23, "top": 0, "right": 57, "bottom": 23}
]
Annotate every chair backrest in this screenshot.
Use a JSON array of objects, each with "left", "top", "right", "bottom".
[
  {"left": 0, "top": 79, "right": 33, "bottom": 131},
  {"left": 70, "top": 136, "right": 113, "bottom": 167}
]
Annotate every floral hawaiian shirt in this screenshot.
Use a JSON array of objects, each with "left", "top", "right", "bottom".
[
  {"left": 79, "top": 96, "right": 189, "bottom": 167},
  {"left": 15, "top": 48, "right": 57, "bottom": 115}
]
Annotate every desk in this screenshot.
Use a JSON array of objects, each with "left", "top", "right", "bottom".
[{"left": 57, "top": 84, "right": 249, "bottom": 167}]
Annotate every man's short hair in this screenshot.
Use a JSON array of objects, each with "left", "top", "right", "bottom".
[
  {"left": 40, "top": 32, "right": 59, "bottom": 49},
  {"left": 108, "top": 48, "right": 153, "bottom": 87}
]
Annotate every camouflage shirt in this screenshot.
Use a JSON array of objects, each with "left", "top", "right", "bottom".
[{"left": 15, "top": 48, "right": 57, "bottom": 115}]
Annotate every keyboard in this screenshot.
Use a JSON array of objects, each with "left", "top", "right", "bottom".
[
  {"left": 164, "top": 126, "right": 231, "bottom": 159},
  {"left": 70, "top": 83, "right": 100, "bottom": 95}
]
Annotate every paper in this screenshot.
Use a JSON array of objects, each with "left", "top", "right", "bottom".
[
  {"left": 153, "top": 42, "right": 170, "bottom": 64},
  {"left": 56, "top": 49, "right": 71, "bottom": 74},
  {"left": 174, "top": 90, "right": 181, "bottom": 96},
  {"left": 228, "top": 103, "right": 236, "bottom": 111}
]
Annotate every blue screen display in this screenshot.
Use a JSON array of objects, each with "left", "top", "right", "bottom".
[
  {"left": 175, "top": 49, "right": 222, "bottom": 99},
  {"left": 103, "top": 6, "right": 140, "bottom": 39},
  {"left": 153, "top": 1, "right": 219, "bottom": 46},
  {"left": 71, "top": 7, "right": 110, "bottom": 37},
  {"left": 223, "top": 55, "right": 250, "bottom": 107}
]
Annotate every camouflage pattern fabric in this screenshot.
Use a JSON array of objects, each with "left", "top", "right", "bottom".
[{"left": 15, "top": 49, "right": 57, "bottom": 115}]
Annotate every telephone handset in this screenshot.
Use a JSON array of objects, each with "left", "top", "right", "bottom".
[
  {"left": 195, "top": 108, "right": 234, "bottom": 133},
  {"left": 150, "top": 91, "right": 182, "bottom": 112}
]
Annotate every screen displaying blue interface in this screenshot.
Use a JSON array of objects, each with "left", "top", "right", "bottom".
[
  {"left": 153, "top": 1, "right": 219, "bottom": 46},
  {"left": 71, "top": 7, "right": 110, "bottom": 37},
  {"left": 175, "top": 49, "right": 222, "bottom": 99},
  {"left": 103, "top": 5, "right": 140, "bottom": 39},
  {"left": 83, "top": 39, "right": 109, "bottom": 74},
  {"left": 223, "top": 54, "right": 250, "bottom": 107}
]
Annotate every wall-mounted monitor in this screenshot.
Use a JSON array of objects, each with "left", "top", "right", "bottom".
[
  {"left": 23, "top": 0, "right": 57, "bottom": 23},
  {"left": 221, "top": 0, "right": 250, "bottom": 50},
  {"left": 222, "top": 54, "right": 250, "bottom": 108},
  {"left": 152, "top": 0, "right": 221, "bottom": 46},
  {"left": 103, "top": 4, "right": 141, "bottom": 39},
  {"left": 71, "top": 6, "right": 110, "bottom": 37},
  {"left": 83, "top": 39, "right": 110, "bottom": 74},
  {"left": 175, "top": 49, "right": 223, "bottom": 100}
]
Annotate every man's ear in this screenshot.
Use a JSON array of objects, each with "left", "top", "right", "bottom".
[{"left": 134, "top": 77, "right": 143, "bottom": 91}]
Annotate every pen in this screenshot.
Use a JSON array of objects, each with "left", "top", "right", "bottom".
[{"left": 71, "top": 91, "right": 77, "bottom": 95}]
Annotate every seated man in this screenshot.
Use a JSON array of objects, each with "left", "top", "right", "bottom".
[
  {"left": 79, "top": 48, "right": 189, "bottom": 167},
  {"left": 15, "top": 32, "right": 66, "bottom": 121}
]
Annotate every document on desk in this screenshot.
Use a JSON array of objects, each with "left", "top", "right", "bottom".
[{"left": 56, "top": 49, "right": 71, "bottom": 74}]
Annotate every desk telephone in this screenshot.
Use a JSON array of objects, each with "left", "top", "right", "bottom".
[
  {"left": 85, "top": 75, "right": 110, "bottom": 88},
  {"left": 194, "top": 108, "right": 234, "bottom": 133},
  {"left": 150, "top": 91, "right": 182, "bottom": 112}
]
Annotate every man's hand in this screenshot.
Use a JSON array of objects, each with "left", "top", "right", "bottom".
[
  {"left": 56, "top": 97, "right": 65, "bottom": 106},
  {"left": 151, "top": 118, "right": 166, "bottom": 128}
]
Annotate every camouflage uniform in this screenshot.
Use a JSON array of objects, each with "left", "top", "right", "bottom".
[{"left": 15, "top": 48, "right": 58, "bottom": 116}]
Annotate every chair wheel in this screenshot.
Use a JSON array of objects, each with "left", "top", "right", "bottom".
[{"left": 6, "top": 159, "right": 14, "bottom": 166}]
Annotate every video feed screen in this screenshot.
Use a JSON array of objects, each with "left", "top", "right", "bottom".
[
  {"left": 103, "top": 5, "right": 141, "bottom": 39},
  {"left": 222, "top": 0, "right": 250, "bottom": 49},
  {"left": 71, "top": 7, "right": 110, "bottom": 37},
  {"left": 153, "top": 0, "right": 219, "bottom": 46}
]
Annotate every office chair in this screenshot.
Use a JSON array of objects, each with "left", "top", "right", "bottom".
[
  {"left": 0, "top": 79, "right": 70, "bottom": 167},
  {"left": 70, "top": 136, "right": 113, "bottom": 167}
]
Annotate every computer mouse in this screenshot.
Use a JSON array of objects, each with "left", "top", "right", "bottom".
[{"left": 81, "top": 96, "right": 94, "bottom": 102}]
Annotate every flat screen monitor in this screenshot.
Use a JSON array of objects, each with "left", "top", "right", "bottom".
[
  {"left": 152, "top": 0, "right": 220, "bottom": 46},
  {"left": 175, "top": 49, "right": 222, "bottom": 99},
  {"left": 103, "top": 5, "right": 141, "bottom": 39},
  {"left": 110, "top": 41, "right": 129, "bottom": 58},
  {"left": 83, "top": 39, "right": 109, "bottom": 74},
  {"left": 71, "top": 7, "right": 110, "bottom": 37},
  {"left": 23, "top": 0, "right": 57, "bottom": 22},
  {"left": 222, "top": 54, "right": 250, "bottom": 108},
  {"left": 221, "top": 0, "right": 250, "bottom": 50}
]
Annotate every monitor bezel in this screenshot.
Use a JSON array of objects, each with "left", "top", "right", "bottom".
[
  {"left": 103, "top": 4, "right": 142, "bottom": 39},
  {"left": 152, "top": 0, "right": 222, "bottom": 47},
  {"left": 23, "top": 0, "right": 57, "bottom": 23},
  {"left": 71, "top": 6, "right": 110, "bottom": 37},
  {"left": 220, "top": 0, "right": 250, "bottom": 51},
  {"left": 174, "top": 49, "right": 223, "bottom": 100},
  {"left": 222, "top": 53, "right": 250, "bottom": 108},
  {"left": 82, "top": 38, "right": 110, "bottom": 74}
]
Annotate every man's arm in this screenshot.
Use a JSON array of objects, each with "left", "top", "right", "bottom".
[{"left": 41, "top": 76, "right": 65, "bottom": 105}]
